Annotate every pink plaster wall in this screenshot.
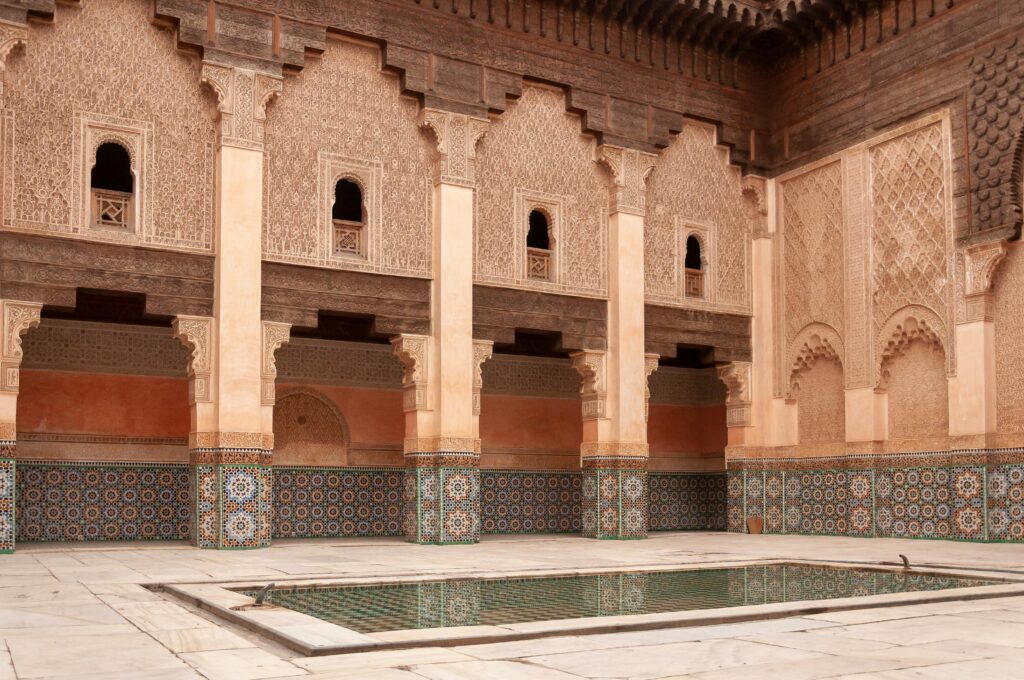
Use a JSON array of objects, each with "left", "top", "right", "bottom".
[
  {"left": 648, "top": 403, "right": 727, "bottom": 472},
  {"left": 480, "top": 394, "right": 582, "bottom": 470}
]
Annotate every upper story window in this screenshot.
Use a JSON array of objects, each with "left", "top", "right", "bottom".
[
  {"left": 526, "top": 208, "right": 553, "bottom": 281},
  {"left": 684, "top": 234, "right": 704, "bottom": 298},
  {"left": 90, "top": 142, "right": 134, "bottom": 231},
  {"left": 332, "top": 178, "right": 365, "bottom": 257}
]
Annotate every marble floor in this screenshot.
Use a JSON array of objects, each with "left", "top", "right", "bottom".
[{"left": 2, "top": 532, "right": 1024, "bottom": 679}]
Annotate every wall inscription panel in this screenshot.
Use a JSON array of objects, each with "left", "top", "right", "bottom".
[
  {"left": 2, "top": 0, "right": 215, "bottom": 251},
  {"left": 645, "top": 124, "right": 751, "bottom": 313},
  {"left": 263, "top": 38, "right": 433, "bottom": 278},
  {"left": 474, "top": 86, "right": 608, "bottom": 298}
]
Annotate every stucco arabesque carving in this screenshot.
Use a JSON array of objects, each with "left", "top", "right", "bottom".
[
  {"left": 742, "top": 175, "right": 770, "bottom": 239},
  {"left": 390, "top": 333, "right": 430, "bottom": 412},
  {"left": 472, "top": 339, "right": 494, "bottom": 416},
  {"left": 418, "top": 108, "right": 490, "bottom": 187},
  {"left": 787, "top": 323, "right": 845, "bottom": 400},
  {"left": 570, "top": 349, "right": 607, "bottom": 420},
  {"left": 963, "top": 239, "right": 1008, "bottom": 321},
  {"left": 1, "top": 300, "right": 42, "bottom": 394},
  {"left": 261, "top": 321, "right": 291, "bottom": 406},
  {"left": 876, "top": 306, "right": 947, "bottom": 391},
  {"left": 599, "top": 145, "right": 657, "bottom": 216},
  {"left": 716, "top": 361, "right": 752, "bottom": 428},
  {"left": 644, "top": 353, "right": 660, "bottom": 422},
  {"left": 0, "top": 19, "right": 27, "bottom": 102},
  {"left": 200, "top": 61, "right": 282, "bottom": 151},
  {"left": 172, "top": 315, "right": 214, "bottom": 404}
]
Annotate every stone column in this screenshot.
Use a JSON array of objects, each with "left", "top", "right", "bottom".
[
  {"left": 0, "top": 300, "right": 42, "bottom": 553},
  {"left": 574, "top": 146, "right": 656, "bottom": 540},
  {"left": 173, "top": 59, "right": 282, "bottom": 549},
  {"left": 395, "top": 110, "right": 489, "bottom": 544},
  {"left": 949, "top": 240, "right": 1005, "bottom": 447}
]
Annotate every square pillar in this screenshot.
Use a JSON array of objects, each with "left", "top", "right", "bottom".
[
  {"left": 402, "top": 450, "right": 481, "bottom": 544},
  {"left": 0, "top": 453, "right": 13, "bottom": 554},
  {"left": 190, "top": 443, "right": 272, "bottom": 550},
  {"left": 581, "top": 451, "right": 649, "bottom": 539}
]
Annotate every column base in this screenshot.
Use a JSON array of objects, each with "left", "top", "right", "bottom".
[
  {"left": 581, "top": 456, "right": 648, "bottom": 539},
  {"left": 1, "top": 446, "right": 14, "bottom": 554},
  {"left": 403, "top": 452, "right": 480, "bottom": 544},
  {"left": 190, "top": 449, "right": 272, "bottom": 550}
]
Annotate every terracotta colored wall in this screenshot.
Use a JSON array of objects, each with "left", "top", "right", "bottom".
[
  {"left": 480, "top": 394, "right": 582, "bottom": 470},
  {"left": 16, "top": 370, "right": 190, "bottom": 462},
  {"left": 648, "top": 404, "right": 727, "bottom": 472},
  {"left": 18, "top": 370, "right": 188, "bottom": 437},
  {"left": 275, "top": 383, "right": 404, "bottom": 467}
]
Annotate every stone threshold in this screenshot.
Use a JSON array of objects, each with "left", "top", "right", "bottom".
[{"left": 159, "top": 559, "right": 1024, "bottom": 657}]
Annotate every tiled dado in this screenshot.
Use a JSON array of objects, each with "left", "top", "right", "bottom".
[
  {"left": 581, "top": 457, "right": 649, "bottom": 540},
  {"left": 16, "top": 460, "right": 189, "bottom": 543},
  {"left": 0, "top": 455, "right": 14, "bottom": 553},
  {"left": 273, "top": 467, "right": 404, "bottom": 538},
  {"left": 481, "top": 471, "right": 583, "bottom": 534},
  {"left": 192, "top": 463, "right": 272, "bottom": 550},
  {"left": 728, "top": 458, "right": 1024, "bottom": 542},
  {"left": 648, "top": 473, "right": 728, "bottom": 531},
  {"left": 403, "top": 453, "right": 481, "bottom": 545}
]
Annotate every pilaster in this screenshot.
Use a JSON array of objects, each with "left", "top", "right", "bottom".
[
  {"left": 950, "top": 240, "right": 1006, "bottom": 446},
  {"left": 0, "top": 300, "right": 41, "bottom": 553},
  {"left": 179, "top": 60, "right": 282, "bottom": 549},
  {"left": 397, "top": 110, "right": 490, "bottom": 544},
  {"left": 570, "top": 146, "right": 655, "bottom": 540}
]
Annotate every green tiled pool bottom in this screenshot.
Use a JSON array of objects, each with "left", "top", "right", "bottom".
[{"left": 243, "top": 565, "right": 998, "bottom": 634}]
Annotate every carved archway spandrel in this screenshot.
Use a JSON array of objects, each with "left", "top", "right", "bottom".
[
  {"left": 418, "top": 108, "right": 490, "bottom": 187},
  {"left": 599, "top": 145, "right": 658, "bottom": 216},
  {"left": 200, "top": 60, "right": 283, "bottom": 151},
  {"left": 261, "top": 321, "right": 291, "bottom": 406},
  {"left": 0, "top": 300, "right": 42, "bottom": 394}
]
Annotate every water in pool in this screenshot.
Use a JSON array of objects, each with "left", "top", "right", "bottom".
[{"left": 243, "top": 564, "right": 998, "bottom": 633}]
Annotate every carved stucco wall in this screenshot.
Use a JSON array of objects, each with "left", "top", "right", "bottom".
[
  {"left": 794, "top": 359, "right": 845, "bottom": 446},
  {"left": 869, "top": 121, "right": 952, "bottom": 361},
  {"left": 994, "top": 245, "right": 1024, "bottom": 434},
  {"left": 645, "top": 123, "right": 751, "bottom": 313},
  {"left": 474, "top": 85, "right": 608, "bottom": 298},
  {"left": 886, "top": 342, "right": 949, "bottom": 442},
  {"left": 272, "top": 391, "right": 349, "bottom": 466},
  {"left": 2, "top": 0, "right": 216, "bottom": 251},
  {"left": 262, "top": 38, "right": 433, "bottom": 277},
  {"left": 778, "top": 161, "right": 845, "bottom": 359},
  {"left": 772, "top": 112, "right": 954, "bottom": 452}
]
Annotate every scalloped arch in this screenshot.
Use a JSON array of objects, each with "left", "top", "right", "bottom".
[
  {"left": 876, "top": 305, "right": 947, "bottom": 390},
  {"left": 787, "top": 322, "right": 844, "bottom": 398}
]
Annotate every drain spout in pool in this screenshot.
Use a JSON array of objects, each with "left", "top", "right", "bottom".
[
  {"left": 254, "top": 583, "right": 276, "bottom": 606},
  {"left": 899, "top": 554, "right": 911, "bottom": 570}
]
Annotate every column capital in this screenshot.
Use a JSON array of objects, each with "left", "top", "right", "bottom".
[
  {"left": 570, "top": 349, "right": 608, "bottom": 420},
  {"left": 963, "top": 239, "right": 1008, "bottom": 322},
  {"left": 418, "top": 108, "right": 490, "bottom": 187},
  {"left": 598, "top": 145, "right": 657, "bottom": 217},
  {"left": 261, "top": 321, "right": 291, "bottom": 406},
  {"left": 643, "top": 353, "right": 660, "bottom": 422},
  {"left": 717, "top": 361, "right": 752, "bottom": 427},
  {"left": 471, "top": 339, "right": 494, "bottom": 417},
  {"left": 391, "top": 333, "right": 431, "bottom": 412},
  {"left": 1, "top": 300, "right": 41, "bottom": 394},
  {"left": 200, "top": 61, "right": 282, "bottom": 151},
  {"left": 172, "top": 315, "right": 214, "bottom": 405}
]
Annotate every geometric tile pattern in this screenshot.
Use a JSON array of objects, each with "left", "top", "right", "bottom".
[
  {"left": 403, "top": 465, "right": 481, "bottom": 545},
  {"left": 986, "top": 464, "right": 1024, "bottom": 541},
  {"left": 481, "top": 471, "right": 583, "bottom": 534},
  {"left": 16, "top": 461, "right": 189, "bottom": 543},
  {"left": 0, "top": 456, "right": 13, "bottom": 553},
  {"left": 648, "top": 473, "right": 727, "bottom": 531},
  {"left": 727, "top": 471, "right": 745, "bottom": 532},
  {"left": 732, "top": 462, "right": 1013, "bottom": 542},
  {"left": 191, "top": 464, "right": 271, "bottom": 550},
  {"left": 582, "top": 468, "right": 648, "bottom": 539},
  {"left": 273, "top": 467, "right": 403, "bottom": 538}
]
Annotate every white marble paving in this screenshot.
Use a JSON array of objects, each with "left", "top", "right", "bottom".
[{"left": 1, "top": 533, "right": 1024, "bottom": 679}]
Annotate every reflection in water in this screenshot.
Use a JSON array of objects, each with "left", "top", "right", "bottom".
[{"left": 244, "top": 565, "right": 995, "bottom": 634}]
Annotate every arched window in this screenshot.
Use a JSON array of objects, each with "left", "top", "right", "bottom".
[
  {"left": 526, "top": 209, "right": 553, "bottom": 281},
  {"left": 332, "top": 178, "right": 365, "bottom": 256},
  {"left": 90, "top": 142, "right": 133, "bottom": 231},
  {"left": 684, "top": 235, "right": 704, "bottom": 298}
]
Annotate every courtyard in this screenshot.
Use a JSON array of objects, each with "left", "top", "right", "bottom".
[{"left": 2, "top": 532, "right": 1024, "bottom": 679}]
